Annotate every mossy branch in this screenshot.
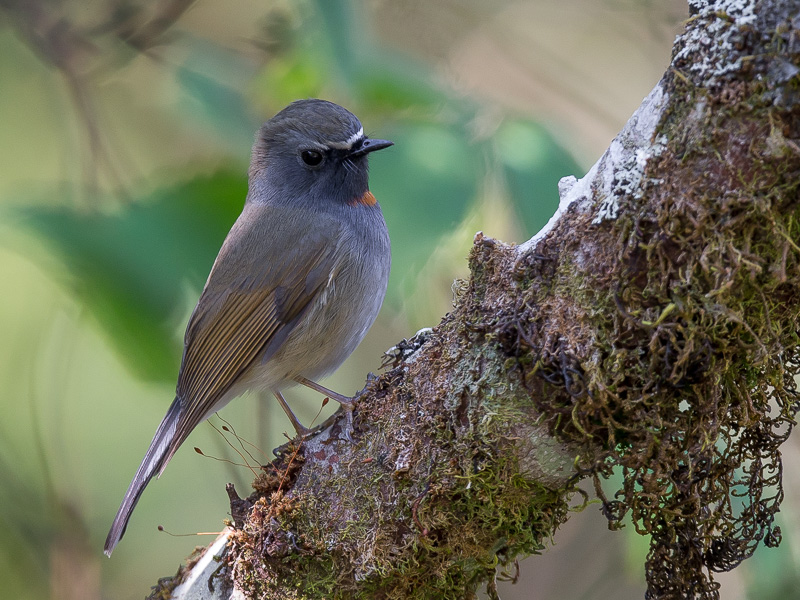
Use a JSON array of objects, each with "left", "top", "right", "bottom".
[{"left": 157, "top": 1, "right": 800, "bottom": 599}]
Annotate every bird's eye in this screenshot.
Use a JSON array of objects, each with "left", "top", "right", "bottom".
[{"left": 301, "top": 150, "right": 323, "bottom": 166}]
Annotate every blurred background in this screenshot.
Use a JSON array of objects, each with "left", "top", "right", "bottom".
[{"left": 2, "top": 1, "right": 799, "bottom": 599}]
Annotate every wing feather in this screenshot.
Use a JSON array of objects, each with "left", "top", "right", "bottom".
[{"left": 164, "top": 210, "right": 342, "bottom": 461}]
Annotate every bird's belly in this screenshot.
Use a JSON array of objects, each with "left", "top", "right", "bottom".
[{"left": 241, "top": 261, "right": 387, "bottom": 393}]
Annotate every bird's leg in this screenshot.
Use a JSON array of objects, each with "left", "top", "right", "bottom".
[
  {"left": 294, "top": 376, "right": 354, "bottom": 405},
  {"left": 294, "top": 376, "right": 355, "bottom": 439},
  {"left": 273, "top": 391, "right": 311, "bottom": 438}
]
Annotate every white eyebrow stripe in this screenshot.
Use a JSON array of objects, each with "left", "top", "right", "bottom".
[{"left": 326, "top": 126, "right": 364, "bottom": 150}]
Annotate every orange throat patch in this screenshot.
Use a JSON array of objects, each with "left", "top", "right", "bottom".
[{"left": 350, "top": 190, "right": 377, "bottom": 207}]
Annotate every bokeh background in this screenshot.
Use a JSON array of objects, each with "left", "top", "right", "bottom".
[{"left": 2, "top": 1, "right": 799, "bottom": 599}]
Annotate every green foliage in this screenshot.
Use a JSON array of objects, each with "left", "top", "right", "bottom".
[
  {"left": 372, "top": 122, "right": 479, "bottom": 295},
  {"left": 17, "top": 173, "right": 246, "bottom": 381},
  {"left": 495, "top": 119, "right": 576, "bottom": 235}
]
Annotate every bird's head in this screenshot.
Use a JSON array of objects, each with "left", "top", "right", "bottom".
[{"left": 249, "top": 99, "right": 393, "bottom": 208}]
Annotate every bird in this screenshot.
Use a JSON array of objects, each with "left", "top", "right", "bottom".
[{"left": 104, "top": 99, "right": 393, "bottom": 556}]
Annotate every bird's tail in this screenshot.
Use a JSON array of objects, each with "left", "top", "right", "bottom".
[{"left": 104, "top": 397, "right": 182, "bottom": 557}]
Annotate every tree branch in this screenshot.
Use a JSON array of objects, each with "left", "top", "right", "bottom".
[{"left": 156, "top": 1, "right": 800, "bottom": 598}]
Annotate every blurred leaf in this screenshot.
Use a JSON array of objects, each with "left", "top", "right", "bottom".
[
  {"left": 176, "top": 41, "right": 259, "bottom": 153},
  {"left": 311, "top": 0, "right": 449, "bottom": 114},
  {"left": 370, "top": 122, "right": 481, "bottom": 300},
  {"left": 354, "top": 59, "right": 452, "bottom": 113},
  {"left": 254, "top": 51, "right": 326, "bottom": 108},
  {"left": 0, "top": 446, "right": 50, "bottom": 600},
  {"left": 16, "top": 172, "right": 246, "bottom": 382},
  {"left": 313, "top": 0, "right": 362, "bottom": 83},
  {"left": 495, "top": 119, "right": 582, "bottom": 239},
  {"left": 254, "top": 0, "right": 369, "bottom": 106},
  {"left": 177, "top": 67, "right": 255, "bottom": 150},
  {"left": 255, "top": 8, "right": 297, "bottom": 56}
]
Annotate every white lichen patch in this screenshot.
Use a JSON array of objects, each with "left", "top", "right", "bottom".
[
  {"left": 592, "top": 85, "right": 669, "bottom": 225},
  {"left": 517, "top": 83, "right": 670, "bottom": 256},
  {"left": 689, "top": 0, "right": 756, "bottom": 24},
  {"left": 674, "top": 0, "right": 756, "bottom": 82},
  {"left": 593, "top": 132, "right": 669, "bottom": 224}
]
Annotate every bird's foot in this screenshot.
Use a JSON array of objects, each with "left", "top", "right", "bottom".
[{"left": 294, "top": 376, "right": 357, "bottom": 442}]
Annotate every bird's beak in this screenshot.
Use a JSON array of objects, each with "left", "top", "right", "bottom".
[{"left": 348, "top": 138, "right": 393, "bottom": 158}]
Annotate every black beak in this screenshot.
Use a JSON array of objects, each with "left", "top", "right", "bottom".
[{"left": 348, "top": 138, "right": 393, "bottom": 158}]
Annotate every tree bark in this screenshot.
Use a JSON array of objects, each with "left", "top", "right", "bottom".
[{"left": 156, "top": 1, "right": 800, "bottom": 598}]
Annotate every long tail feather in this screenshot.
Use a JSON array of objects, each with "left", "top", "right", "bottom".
[{"left": 104, "top": 397, "right": 182, "bottom": 557}]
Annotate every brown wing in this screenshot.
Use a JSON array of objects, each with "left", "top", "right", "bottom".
[{"left": 163, "top": 205, "right": 342, "bottom": 466}]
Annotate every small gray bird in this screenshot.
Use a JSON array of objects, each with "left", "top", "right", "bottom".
[{"left": 104, "top": 99, "right": 392, "bottom": 556}]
